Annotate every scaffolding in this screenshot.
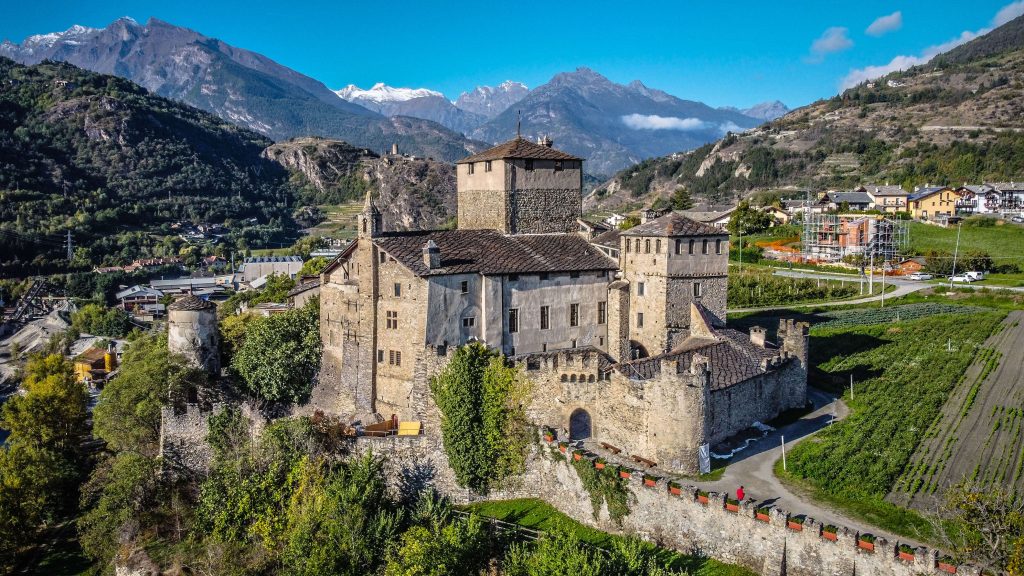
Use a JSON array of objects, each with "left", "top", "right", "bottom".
[{"left": 802, "top": 213, "right": 908, "bottom": 265}]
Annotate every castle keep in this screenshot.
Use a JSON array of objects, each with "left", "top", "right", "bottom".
[{"left": 317, "top": 136, "right": 808, "bottom": 474}]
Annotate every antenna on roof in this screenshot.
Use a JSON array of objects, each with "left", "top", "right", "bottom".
[{"left": 516, "top": 109, "right": 521, "bottom": 138}]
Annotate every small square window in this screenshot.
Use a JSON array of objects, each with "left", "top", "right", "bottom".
[
  {"left": 569, "top": 303, "right": 580, "bottom": 327},
  {"left": 484, "top": 160, "right": 492, "bottom": 172},
  {"left": 715, "top": 239, "right": 722, "bottom": 254},
  {"left": 571, "top": 338, "right": 577, "bottom": 348},
  {"left": 637, "top": 282, "right": 645, "bottom": 296},
  {"left": 377, "top": 349, "right": 384, "bottom": 363},
  {"left": 645, "top": 239, "right": 651, "bottom": 254},
  {"left": 462, "top": 317, "right": 476, "bottom": 328},
  {"left": 554, "top": 160, "right": 563, "bottom": 172},
  {"left": 467, "top": 162, "right": 475, "bottom": 175},
  {"left": 525, "top": 159, "right": 534, "bottom": 171},
  {"left": 694, "top": 282, "right": 703, "bottom": 298},
  {"left": 540, "top": 306, "right": 550, "bottom": 330},
  {"left": 655, "top": 239, "right": 661, "bottom": 253},
  {"left": 508, "top": 308, "right": 519, "bottom": 333},
  {"left": 539, "top": 273, "right": 549, "bottom": 281},
  {"left": 689, "top": 239, "right": 695, "bottom": 254},
  {"left": 460, "top": 280, "right": 469, "bottom": 293},
  {"left": 637, "top": 312, "right": 644, "bottom": 328},
  {"left": 570, "top": 271, "right": 580, "bottom": 279},
  {"left": 379, "top": 252, "right": 387, "bottom": 264},
  {"left": 702, "top": 239, "right": 708, "bottom": 254},
  {"left": 508, "top": 274, "right": 519, "bottom": 281},
  {"left": 394, "top": 283, "right": 401, "bottom": 297},
  {"left": 597, "top": 301, "right": 606, "bottom": 324}
]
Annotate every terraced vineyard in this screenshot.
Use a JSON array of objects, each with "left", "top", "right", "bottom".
[{"left": 891, "top": 311, "right": 1024, "bottom": 510}]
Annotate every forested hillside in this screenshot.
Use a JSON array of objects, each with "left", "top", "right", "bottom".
[
  {"left": 0, "top": 58, "right": 297, "bottom": 275},
  {"left": 587, "top": 14, "right": 1024, "bottom": 213}
]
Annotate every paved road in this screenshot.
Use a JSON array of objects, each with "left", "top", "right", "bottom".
[{"left": 730, "top": 269, "right": 929, "bottom": 313}]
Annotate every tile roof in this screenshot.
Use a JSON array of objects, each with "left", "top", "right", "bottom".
[
  {"left": 373, "top": 230, "right": 617, "bottom": 277},
  {"left": 859, "top": 184, "right": 907, "bottom": 196},
  {"left": 242, "top": 255, "right": 303, "bottom": 263},
  {"left": 615, "top": 329, "right": 779, "bottom": 390},
  {"left": 167, "top": 295, "right": 216, "bottom": 311},
  {"left": 985, "top": 182, "right": 1024, "bottom": 191},
  {"left": 287, "top": 278, "right": 321, "bottom": 297},
  {"left": 678, "top": 209, "right": 735, "bottom": 223},
  {"left": 826, "top": 191, "right": 874, "bottom": 205},
  {"left": 457, "top": 137, "right": 582, "bottom": 164},
  {"left": 621, "top": 212, "right": 725, "bottom": 237},
  {"left": 75, "top": 347, "right": 108, "bottom": 364},
  {"left": 908, "top": 187, "right": 950, "bottom": 201},
  {"left": 590, "top": 228, "right": 622, "bottom": 249}
]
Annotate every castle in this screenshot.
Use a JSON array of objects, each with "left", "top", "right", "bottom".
[{"left": 315, "top": 136, "right": 808, "bottom": 474}]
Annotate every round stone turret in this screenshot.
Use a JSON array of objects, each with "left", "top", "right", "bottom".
[{"left": 167, "top": 295, "right": 220, "bottom": 375}]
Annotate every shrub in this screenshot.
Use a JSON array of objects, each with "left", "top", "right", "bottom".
[{"left": 571, "top": 457, "right": 630, "bottom": 523}]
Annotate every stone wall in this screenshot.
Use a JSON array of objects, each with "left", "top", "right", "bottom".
[
  {"left": 167, "top": 308, "right": 220, "bottom": 375},
  {"left": 158, "top": 401, "right": 266, "bottom": 475},
  {"left": 507, "top": 188, "right": 582, "bottom": 234},
  {"left": 351, "top": 432, "right": 980, "bottom": 576}
]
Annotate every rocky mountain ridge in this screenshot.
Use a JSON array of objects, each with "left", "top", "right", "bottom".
[
  {"left": 334, "top": 83, "right": 486, "bottom": 135},
  {"left": 0, "top": 18, "right": 483, "bottom": 162},
  {"left": 586, "top": 14, "right": 1024, "bottom": 214}
]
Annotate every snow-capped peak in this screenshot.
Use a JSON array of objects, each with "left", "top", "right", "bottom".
[
  {"left": 335, "top": 83, "right": 445, "bottom": 103},
  {"left": 22, "top": 23, "right": 99, "bottom": 50}
]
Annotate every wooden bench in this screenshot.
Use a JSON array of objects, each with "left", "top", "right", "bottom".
[
  {"left": 631, "top": 455, "right": 657, "bottom": 468},
  {"left": 397, "top": 421, "right": 422, "bottom": 436},
  {"left": 600, "top": 442, "right": 622, "bottom": 454}
]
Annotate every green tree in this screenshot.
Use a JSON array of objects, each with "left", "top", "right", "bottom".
[
  {"left": 670, "top": 187, "right": 694, "bottom": 210},
  {"left": 93, "top": 334, "right": 206, "bottom": 456},
  {"left": 231, "top": 302, "right": 321, "bottom": 404},
  {"left": 618, "top": 216, "right": 641, "bottom": 230},
  {"left": 727, "top": 201, "right": 774, "bottom": 235},
  {"left": 430, "top": 343, "right": 531, "bottom": 492},
  {"left": 298, "top": 257, "right": 329, "bottom": 277},
  {"left": 70, "top": 303, "right": 133, "bottom": 337},
  {"left": 77, "top": 452, "right": 160, "bottom": 564},
  {"left": 384, "top": 515, "right": 488, "bottom": 576},
  {"left": 944, "top": 481, "right": 1024, "bottom": 572}
]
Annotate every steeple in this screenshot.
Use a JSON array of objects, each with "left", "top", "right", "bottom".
[{"left": 358, "top": 189, "right": 382, "bottom": 238}]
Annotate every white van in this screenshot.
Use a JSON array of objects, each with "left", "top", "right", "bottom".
[{"left": 965, "top": 271, "right": 985, "bottom": 281}]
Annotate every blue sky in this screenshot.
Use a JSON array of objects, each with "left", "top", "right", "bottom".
[{"left": 3, "top": 1, "right": 1023, "bottom": 108}]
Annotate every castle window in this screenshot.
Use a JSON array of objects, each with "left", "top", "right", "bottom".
[
  {"left": 625, "top": 240, "right": 631, "bottom": 253},
  {"left": 484, "top": 160, "right": 492, "bottom": 172},
  {"left": 644, "top": 239, "right": 651, "bottom": 253},
  {"left": 386, "top": 310, "right": 398, "bottom": 329},
  {"left": 694, "top": 282, "right": 703, "bottom": 298},
  {"left": 637, "top": 282, "right": 645, "bottom": 296},
  {"left": 467, "top": 162, "right": 475, "bottom": 175},
  {"left": 508, "top": 274, "right": 519, "bottom": 281},
  {"left": 571, "top": 339, "right": 577, "bottom": 348},
  {"left": 539, "top": 273, "right": 549, "bottom": 281},
  {"left": 554, "top": 160, "right": 563, "bottom": 172},
  {"left": 689, "top": 239, "right": 696, "bottom": 254},
  {"left": 540, "top": 306, "right": 550, "bottom": 330},
  {"left": 379, "top": 252, "right": 387, "bottom": 264},
  {"left": 570, "top": 271, "right": 579, "bottom": 279},
  {"left": 394, "top": 283, "right": 401, "bottom": 297},
  {"left": 570, "top": 303, "right": 580, "bottom": 327},
  {"left": 702, "top": 239, "right": 708, "bottom": 254},
  {"left": 637, "top": 312, "right": 644, "bottom": 328},
  {"left": 634, "top": 239, "right": 640, "bottom": 252},
  {"left": 675, "top": 239, "right": 682, "bottom": 255},
  {"left": 525, "top": 159, "right": 534, "bottom": 171},
  {"left": 715, "top": 239, "right": 722, "bottom": 254},
  {"left": 389, "top": 350, "right": 402, "bottom": 366},
  {"left": 599, "top": 336, "right": 605, "bottom": 347},
  {"left": 597, "top": 301, "right": 606, "bottom": 324},
  {"left": 463, "top": 317, "right": 476, "bottom": 328},
  {"left": 508, "top": 308, "right": 519, "bottom": 333},
  {"left": 377, "top": 349, "right": 384, "bottom": 363},
  {"left": 460, "top": 280, "right": 469, "bottom": 293},
  {"left": 655, "top": 239, "right": 661, "bottom": 253}
]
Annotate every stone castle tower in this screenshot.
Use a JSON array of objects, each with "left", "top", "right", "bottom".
[
  {"left": 455, "top": 136, "right": 583, "bottom": 234},
  {"left": 167, "top": 295, "right": 220, "bottom": 375}
]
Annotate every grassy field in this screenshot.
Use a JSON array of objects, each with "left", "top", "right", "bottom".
[
  {"left": 908, "top": 220, "right": 1024, "bottom": 259},
  {"left": 778, "top": 311, "right": 1006, "bottom": 543},
  {"left": 463, "top": 499, "right": 755, "bottom": 576},
  {"left": 727, "top": 269, "right": 861, "bottom": 308}
]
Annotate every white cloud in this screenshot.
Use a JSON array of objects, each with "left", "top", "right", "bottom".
[
  {"left": 621, "top": 114, "right": 707, "bottom": 130},
  {"left": 840, "top": 1, "right": 1023, "bottom": 90},
  {"left": 808, "top": 27, "right": 854, "bottom": 62},
  {"left": 994, "top": 1, "right": 1024, "bottom": 25},
  {"left": 866, "top": 11, "right": 903, "bottom": 36}
]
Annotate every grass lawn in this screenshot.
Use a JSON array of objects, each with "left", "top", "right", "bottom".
[
  {"left": 462, "top": 498, "right": 755, "bottom": 576},
  {"left": 908, "top": 220, "right": 1024, "bottom": 264}
]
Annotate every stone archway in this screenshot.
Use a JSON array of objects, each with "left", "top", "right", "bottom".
[{"left": 569, "top": 408, "right": 592, "bottom": 440}]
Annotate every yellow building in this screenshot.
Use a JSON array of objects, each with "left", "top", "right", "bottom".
[
  {"left": 907, "top": 186, "right": 957, "bottom": 221},
  {"left": 73, "top": 347, "right": 116, "bottom": 384}
]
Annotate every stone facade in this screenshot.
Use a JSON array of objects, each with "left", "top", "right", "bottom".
[
  {"left": 167, "top": 297, "right": 220, "bottom": 375},
  {"left": 315, "top": 137, "right": 809, "bottom": 475}
]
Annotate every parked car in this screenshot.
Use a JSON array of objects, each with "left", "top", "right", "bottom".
[
  {"left": 1011, "top": 215, "right": 1024, "bottom": 223},
  {"left": 908, "top": 272, "right": 934, "bottom": 281},
  {"left": 965, "top": 271, "right": 985, "bottom": 281},
  {"left": 950, "top": 274, "right": 974, "bottom": 283}
]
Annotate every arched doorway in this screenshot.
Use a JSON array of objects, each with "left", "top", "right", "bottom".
[{"left": 569, "top": 408, "right": 592, "bottom": 440}]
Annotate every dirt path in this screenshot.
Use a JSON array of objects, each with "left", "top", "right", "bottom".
[{"left": 890, "top": 310, "right": 1024, "bottom": 511}]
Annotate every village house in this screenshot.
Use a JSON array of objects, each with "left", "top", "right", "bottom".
[
  {"left": 858, "top": 184, "right": 909, "bottom": 213},
  {"left": 314, "top": 136, "right": 808, "bottom": 475},
  {"left": 908, "top": 186, "right": 957, "bottom": 221},
  {"left": 678, "top": 208, "right": 735, "bottom": 229},
  {"left": 239, "top": 255, "right": 304, "bottom": 283},
  {"left": 821, "top": 191, "right": 874, "bottom": 212},
  {"left": 72, "top": 345, "right": 117, "bottom": 385}
]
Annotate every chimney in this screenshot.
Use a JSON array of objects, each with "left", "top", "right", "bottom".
[
  {"left": 749, "top": 326, "right": 767, "bottom": 348},
  {"left": 391, "top": 143, "right": 399, "bottom": 155},
  {"left": 422, "top": 240, "right": 441, "bottom": 270},
  {"left": 538, "top": 135, "right": 553, "bottom": 148}
]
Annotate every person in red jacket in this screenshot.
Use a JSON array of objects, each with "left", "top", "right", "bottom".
[{"left": 736, "top": 486, "right": 746, "bottom": 501}]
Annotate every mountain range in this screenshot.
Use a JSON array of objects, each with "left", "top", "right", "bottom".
[
  {"left": 0, "top": 17, "right": 483, "bottom": 162},
  {"left": 1, "top": 17, "right": 786, "bottom": 175},
  {"left": 586, "top": 13, "right": 1024, "bottom": 213}
]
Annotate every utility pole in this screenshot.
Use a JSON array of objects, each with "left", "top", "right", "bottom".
[
  {"left": 781, "top": 435, "right": 787, "bottom": 471},
  {"left": 881, "top": 265, "right": 887, "bottom": 308},
  {"left": 850, "top": 374, "right": 854, "bottom": 399},
  {"left": 868, "top": 251, "right": 875, "bottom": 294},
  {"left": 949, "top": 220, "right": 963, "bottom": 289},
  {"left": 65, "top": 230, "right": 73, "bottom": 261}
]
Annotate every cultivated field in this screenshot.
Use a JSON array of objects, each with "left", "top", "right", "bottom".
[{"left": 891, "top": 310, "right": 1024, "bottom": 510}]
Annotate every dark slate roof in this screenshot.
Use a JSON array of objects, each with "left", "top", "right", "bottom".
[
  {"left": 615, "top": 329, "right": 778, "bottom": 390},
  {"left": 242, "top": 255, "right": 302, "bottom": 263},
  {"left": 986, "top": 181, "right": 1024, "bottom": 192},
  {"left": 826, "top": 191, "right": 874, "bottom": 205},
  {"left": 858, "top": 184, "right": 907, "bottom": 196},
  {"left": 374, "top": 230, "right": 617, "bottom": 277},
  {"left": 287, "top": 278, "right": 321, "bottom": 297},
  {"left": 457, "top": 137, "right": 582, "bottom": 164},
  {"left": 621, "top": 212, "right": 725, "bottom": 237},
  {"left": 591, "top": 228, "right": 622, "bottom": 249},
  {"left": 908, "top": 186, "right": 950, "bottom": 201},
  {"left": 167, "top": 294, "right": 216, "bottom": 311}
]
